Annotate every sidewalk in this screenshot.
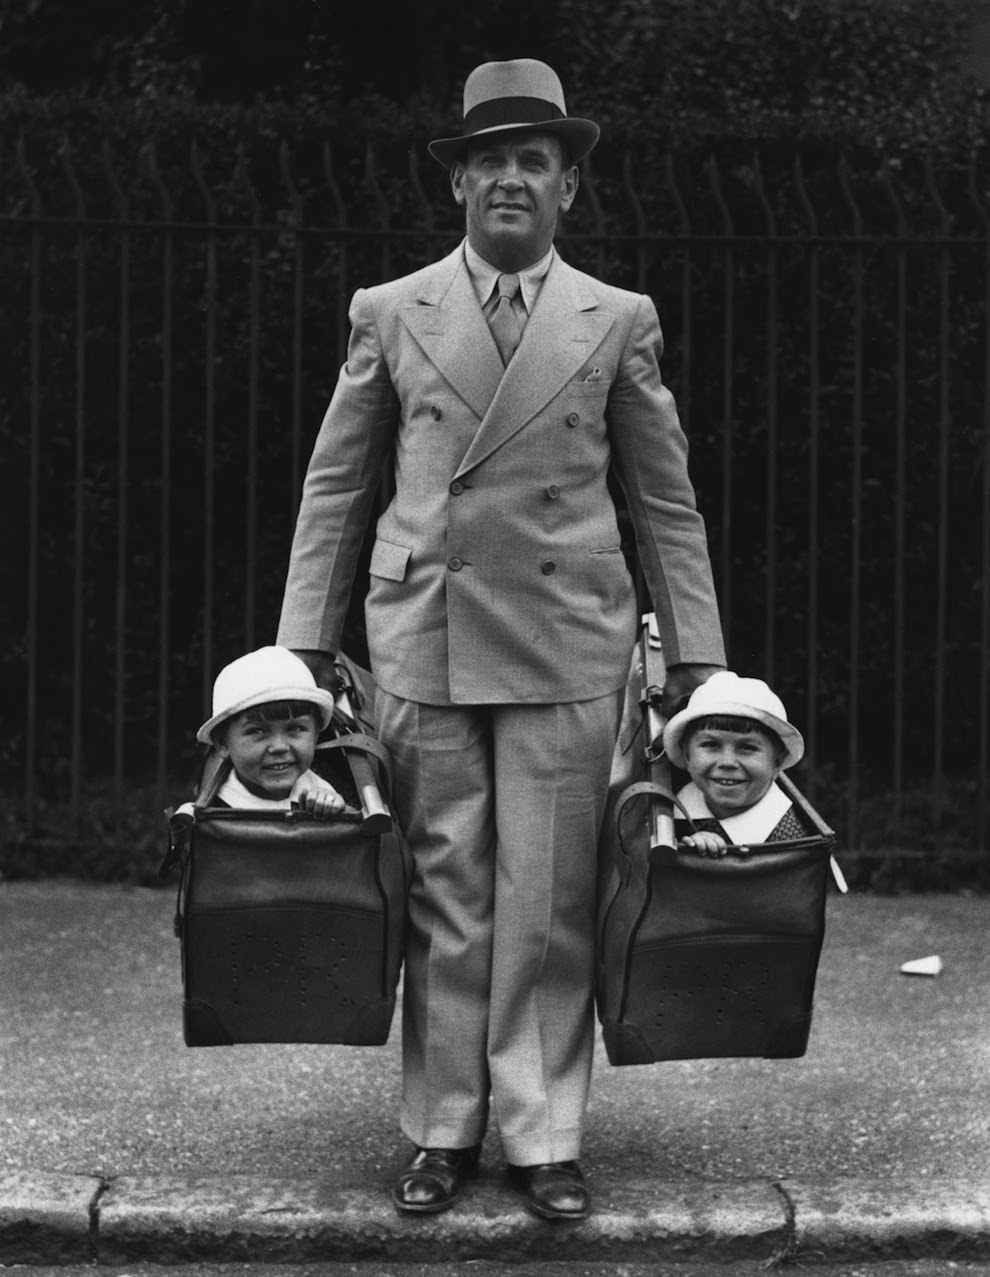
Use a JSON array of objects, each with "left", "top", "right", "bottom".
[{"left": 1, "top": 883, "right": 988, "bottom": 1265}]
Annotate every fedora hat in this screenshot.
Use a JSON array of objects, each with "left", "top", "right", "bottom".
[
  {"left": 662, "top": 671, "right": 805, "bottom": 771},
  {"left": 197, "top": 646, "right": 336, "bottom": 746},
  {"left": 428, "top": 58, "right": 600, "bottom": 169}
]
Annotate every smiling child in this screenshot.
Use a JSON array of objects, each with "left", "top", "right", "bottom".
[
  {"left": 661, "top": 671, "right": 806, "bottom": 856},
  {"left": 197, "top": 646, "right": 345, "bottom": 816}
]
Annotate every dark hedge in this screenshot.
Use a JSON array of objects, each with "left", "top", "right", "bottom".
[{"left": 2, "top": 0, "right": 989, "bottom": 877}]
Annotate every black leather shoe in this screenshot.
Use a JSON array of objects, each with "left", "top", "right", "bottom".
[
  {"left": 392, "top": 1145, "right": 481, "bottom": 1214},
  {"left": 507, "top": 1160, "right": 590, "bottom": 1220}
]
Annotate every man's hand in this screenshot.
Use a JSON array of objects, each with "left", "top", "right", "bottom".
[
  {"left": 290, "top": 649, "right": 342, "bottom": 695},
  {"left": 661, "top": 662, "right": 724, "bottom": 720}
]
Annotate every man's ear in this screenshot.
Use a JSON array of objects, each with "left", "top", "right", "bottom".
[
  {"left": 451, "top": 161, "right": 466, "bottom": 206},
  {"left": 559, "top": 164, "right": 579, "bottom": 214}
]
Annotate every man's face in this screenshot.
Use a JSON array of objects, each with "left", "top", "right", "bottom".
[{"left": 451, "top": 132, "right": 578, "bottom": 271}]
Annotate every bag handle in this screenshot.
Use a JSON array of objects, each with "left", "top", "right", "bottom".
[
  {"left": 614, "top": 780, "right": 693, "bottom": 873},
  {"left": 306, "top": 659, "right": 394, "bottom": 835},
  {"left": 316, "top": 727, "right": 393, "bottom": 835}
]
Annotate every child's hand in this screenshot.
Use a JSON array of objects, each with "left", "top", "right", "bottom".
[
  {"left": 294, "top": 786, "right": 345, "bottom": 819},
  {"left": 681, "top": 830, "right": 728, "bottom": 858}
]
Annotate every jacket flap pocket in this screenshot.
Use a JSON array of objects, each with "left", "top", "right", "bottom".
[
  {"left": 568, "top": 379, "right": 612, "bottom": 398},
  {"left": 370, "top": 538, "right": 411, "bottom": 582}
]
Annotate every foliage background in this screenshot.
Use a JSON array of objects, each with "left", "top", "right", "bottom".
[{"left": 2, "top": 0, "right": 989, "bottom": 886}]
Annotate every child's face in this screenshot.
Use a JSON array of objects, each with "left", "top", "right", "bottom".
[
  {"left": 219, "top": 708, "right": 319, "bottom": 800},
  {"left": 683, "top": 725, "right": 782, "bottom": 820}
]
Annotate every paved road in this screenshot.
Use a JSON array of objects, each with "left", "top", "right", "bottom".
[
  {"left": 1, "top": 883, "right": 988, "bottom": 1266},
  {"left": 2, "top": 884, "right": 986, "bottom": 1186}
]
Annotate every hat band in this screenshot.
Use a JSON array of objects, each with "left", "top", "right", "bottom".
[{"left": 462, "top": 96, "right": 566, "bottom": 135}]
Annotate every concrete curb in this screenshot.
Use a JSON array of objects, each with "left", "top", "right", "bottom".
[
  {"left": 0, "top": 1172, "right": 97, "bottom": 1265},
  {"left": 2, "top": 1172, "right": 989, "bottom": 1266}
]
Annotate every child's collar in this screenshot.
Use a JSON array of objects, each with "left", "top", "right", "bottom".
[
  {"left": 215, "top": 768, "right": 328, "bottom": 810},
  {"left": 677, "top": 780, "right": 791, "bottom": 845}
]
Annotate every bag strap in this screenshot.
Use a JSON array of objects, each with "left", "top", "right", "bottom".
[
  {"left": 776, "top": 771, "right": 835, "bottom": 838},
  {"left": 159, "top": 750, "right": 232, "bottom": 878},
  {"left": 614, "top": 780, "right": 694, "bottom": 831},
  {"left": 195, "top": 751, "right": 230, "bottom": 806},
  {"left": 613, "top": 780, "right": 693, "bottom": 872},
  {"left": 316, "top": 731, "right": 394, "bottom": 792}
]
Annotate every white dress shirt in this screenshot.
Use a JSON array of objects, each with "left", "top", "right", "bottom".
[{"left": 463, "top": 239, "right": 555, "bottom": 320}]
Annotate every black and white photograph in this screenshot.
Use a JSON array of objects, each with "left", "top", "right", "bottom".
[{"left": 1, "top": 3, "right": 988, "bottom": 1273}]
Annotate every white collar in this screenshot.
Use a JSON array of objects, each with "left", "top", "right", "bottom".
[
  {"left": 216, "top": 768, "right": 333, "bottom": 810},
  {"left": 676, "top": 780, "right": 792, "bottom": 845},
  {"left": 462, "top": 238, "right": 555, "bottom": 314}
]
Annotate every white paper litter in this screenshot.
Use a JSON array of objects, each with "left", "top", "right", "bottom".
[{"left": 899, "top": 954, "right": 944, "bottom": 977}]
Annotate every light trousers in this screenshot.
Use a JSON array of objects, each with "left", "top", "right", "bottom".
[{"left": 375, "top": 688, "right": 623, "bottom": 1166}]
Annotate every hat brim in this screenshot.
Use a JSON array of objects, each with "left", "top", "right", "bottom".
[
  {"left": 428, "top": 118, "right": 600, "bottom": 169},
  {"left": 663, "top": 699, "right": 805, "bottom": 771},
  {"left": 197, "top": 685, "right": 336, "bottom": 746}
]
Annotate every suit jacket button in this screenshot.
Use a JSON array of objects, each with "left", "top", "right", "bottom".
[
  {"left": 448, "top": 556, "right": 463, "bottom": 571},
  {"left": 540, "top": 560, "right": 556, "bottom": 575},
  {"left": 449, "top": 480, "right": 464, "bottom": 495},
  {"left": 430, "top": 405, "right": 443, "bottom": 420},
  {"left": 565, "top": 411, "right": 580, "bottom": 427},
  {"left": 546, "top": 484, "right": 560, "bottom": 500}
]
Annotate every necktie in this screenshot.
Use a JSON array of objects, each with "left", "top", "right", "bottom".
[{"left": 488, "top": 273, "right": 524, "bottom": 365}]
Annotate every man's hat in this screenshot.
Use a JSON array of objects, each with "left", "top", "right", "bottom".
[
  {"left": 662, "top": 671, "right": 805, "bottom": 771},
  {"left": 428, "top": 59, "right": 600, "bottom": 170}
]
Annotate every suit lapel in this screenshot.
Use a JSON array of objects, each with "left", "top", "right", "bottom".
[
  {"left": 453, "top": 257, "right": 615, "bottom": 479},
  {"left": 399, "top": 251, "right": 504, "bottom": 420}
]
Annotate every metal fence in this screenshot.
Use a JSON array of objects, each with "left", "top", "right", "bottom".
[{"left": 3, "top": 134, "right": 989, "bottom": 863}]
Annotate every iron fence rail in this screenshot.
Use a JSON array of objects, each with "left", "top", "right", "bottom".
[{"left": 3, "top": 135, "right": 989, "bottom": 860}]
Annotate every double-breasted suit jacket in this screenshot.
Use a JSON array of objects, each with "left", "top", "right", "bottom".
[{"left": 277, "top": 244, "right": 725, "bottom": 694}]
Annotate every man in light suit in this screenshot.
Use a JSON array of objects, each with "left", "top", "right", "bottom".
[{"left": 277, "top": 58, "right": 725, "bottom": 1219}]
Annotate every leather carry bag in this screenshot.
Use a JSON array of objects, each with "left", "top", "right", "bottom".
[
  {"left": 162, "top": 658, "right": 409, "bottom": 1048},
  {"left": 596, "top": 619, "right": 840, "bottom": 1067}
]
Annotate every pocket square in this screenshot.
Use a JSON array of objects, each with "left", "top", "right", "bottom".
[{"left": 582, "top": 367, "right": 603, "bottom": 382}]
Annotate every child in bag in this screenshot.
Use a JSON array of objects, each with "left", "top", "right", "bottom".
[
  {"left": 195, "top": 645, "right": 346, "bottom": 817},
  {"left": 662, "top": 671, "right": 806, "bottom": 856}
]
